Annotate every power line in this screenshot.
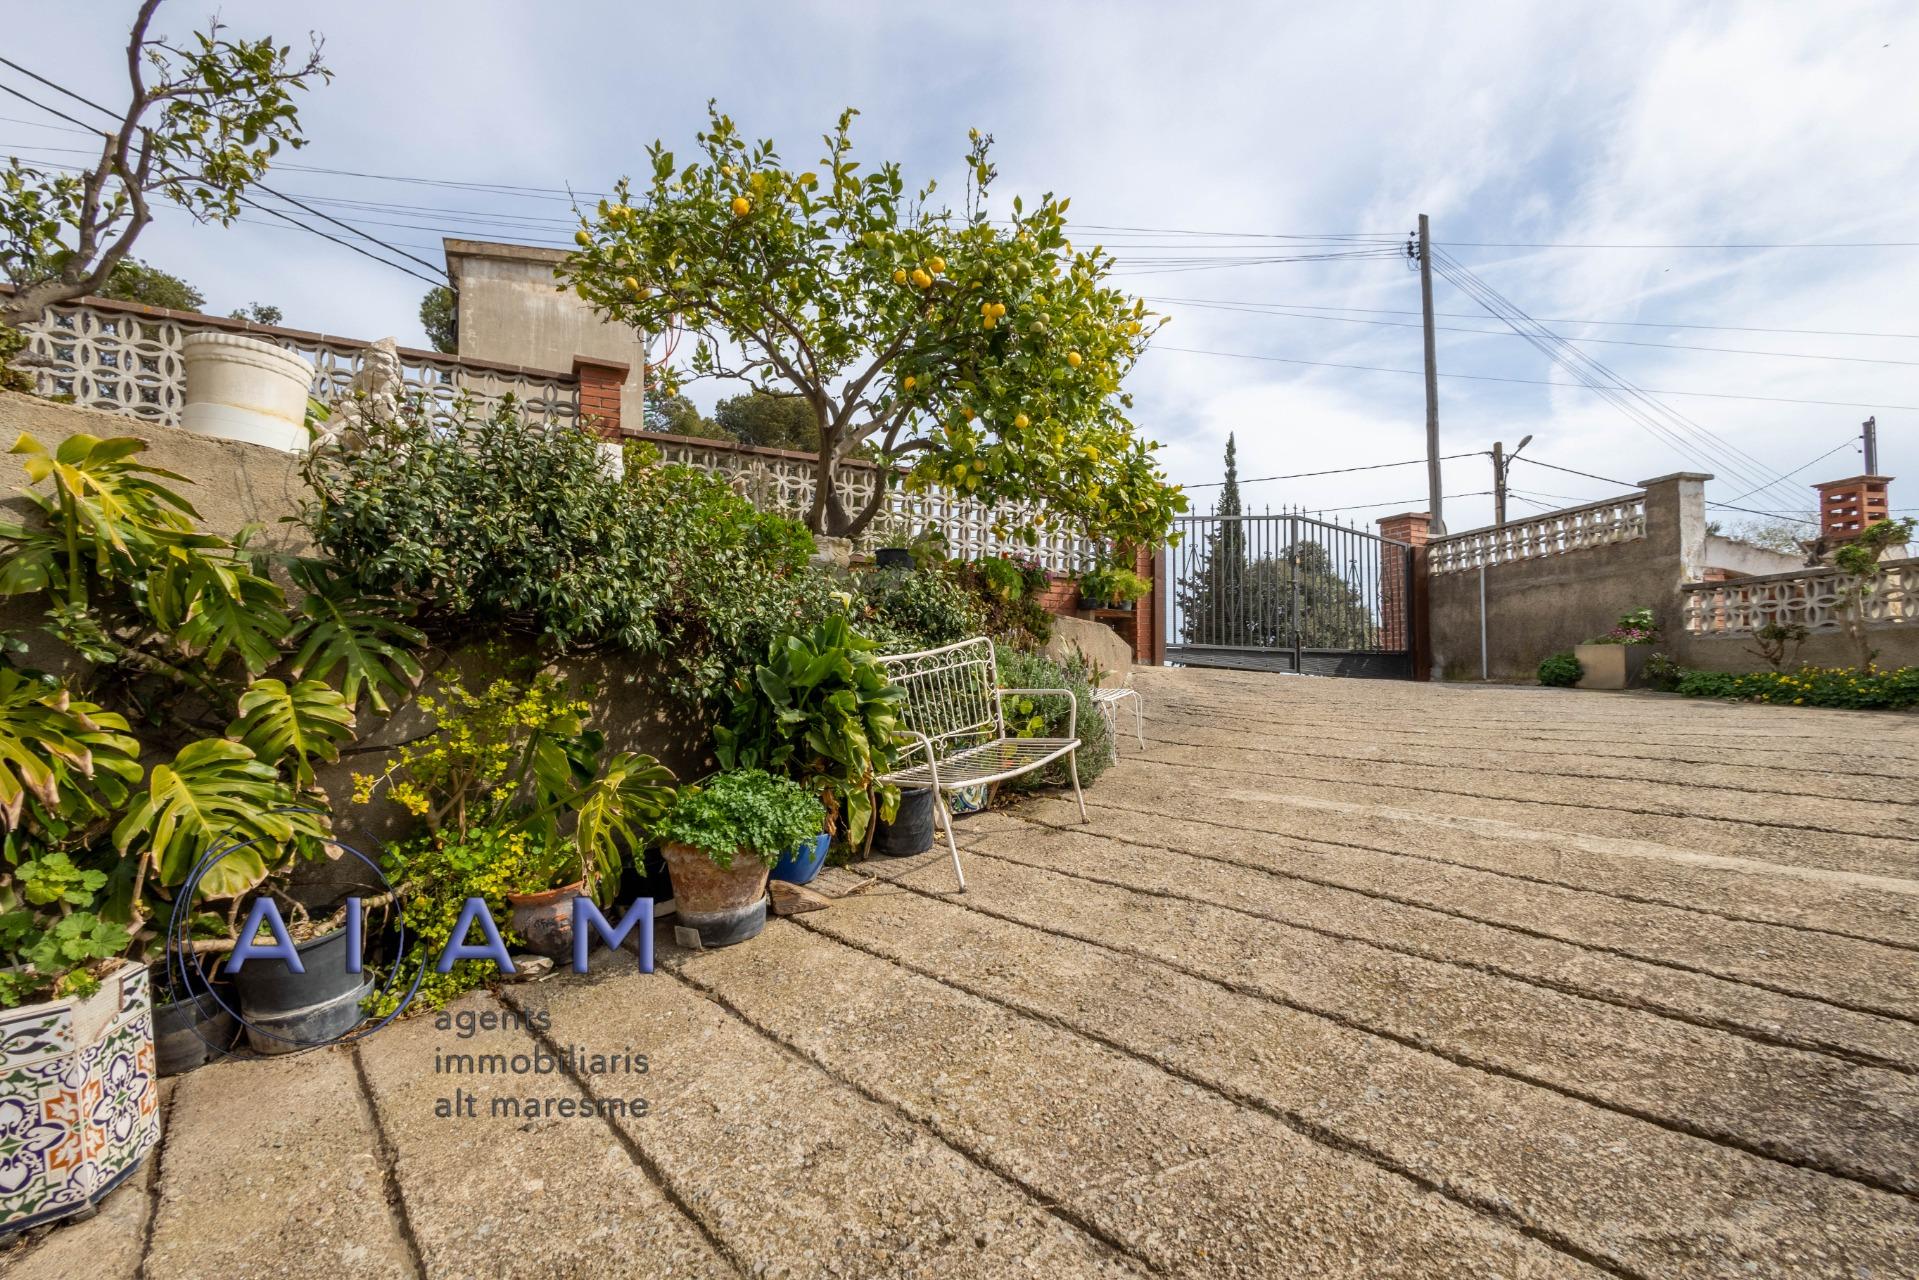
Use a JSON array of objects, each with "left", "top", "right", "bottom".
[
  {"left": 1145, "top": 344, "right": 1919, "bottom": 413},
  {"left": 1148, "top": 296, "right": 1919, "bottom": 367},
  {"left": 0, "top": 62, "right": 448, "bottom": 286},
  {"left": 1142, "top": 294, "right": 1919, "bottom": 342},
  {"left": 1509, "top": 456, "right": 1820, "bottom": 525},
  {"left": 1429, "top": 249, "right": 1814, "bottom": 513},
  {"left": 1185, "top": 452, "right": 1481, "bottom": 489},
  {"left": 1718, "top": 436, "right": 1858, "bottom": 506},
  {"left": 1436, "top": 238, "right": 1919, "bottom": 250}
]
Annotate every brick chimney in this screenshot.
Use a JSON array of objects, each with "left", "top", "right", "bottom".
[{"left": 1813, "top": 474, "right": 1892, "bottom": 542}]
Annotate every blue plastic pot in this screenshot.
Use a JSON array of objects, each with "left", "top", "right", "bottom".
[{"left": 770, "top": 832, "right": 831, "bottom": 886}]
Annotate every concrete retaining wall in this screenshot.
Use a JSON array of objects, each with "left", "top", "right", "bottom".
[{"left": 1429, "top": 474, "right": 1707, "bottom": 681}]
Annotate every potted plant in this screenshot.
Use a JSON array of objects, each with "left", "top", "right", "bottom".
[
  {"left": 1574, "top": 608, "right": 1659, "bottom": 689},
  {"left": 875, "top": 541, "right": 914, "bottom": 570},
  {"left": 714, "top": 615, "right": 904, "bottom": 859},
  {"left": 0, "top": 432, "right": 435, "bottom": 1073},
  {"left": 870, "top": 786, "right": 935, "bottom": 856},
  {"left": 356, "top": 669, "right": 676, "bottom": 997},
  {"left": 1077, "top": 564, "right": 1150, "bottom": 611},
  {"left": 0, "top": 847, "right": 159, "bottom": 1234},
  {"left": 655, "top": 770, "right": 825, "bottom": 946}
]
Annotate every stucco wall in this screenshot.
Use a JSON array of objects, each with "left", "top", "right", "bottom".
[
  {"left": 1429, "top": 475, "right": 1707, "bottom": 680},
  {"left": 1705, "top": 534, "right": 1805, "bottom": 578},
  {"left": 446, "top": 239, "right": 645, "bottom": 426},
  {"left": 0, "top": 391, "right": 713, "bottom": 899},
  {"left": 1682, "top": 625, "right": 1919, "bottom": 674}
]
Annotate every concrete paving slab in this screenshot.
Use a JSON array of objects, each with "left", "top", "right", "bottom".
[
  {"left": 353, "top": 988, "right": 734, "bottom": 1279},
  {"left": 794, "top": 877, "right": 1919, "bottom": 1278},
  {"left": 144, "top": 1047, "right": 415, "bottom": 1279},
  {"left": 674, "top": 920, "right": 1594, "bottom": 1278},
  {"left": 501, "top": 964, "right": 1143, "bottom": 1279}
]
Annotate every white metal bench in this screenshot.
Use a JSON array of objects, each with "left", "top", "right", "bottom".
[{"left": 874, "top": 637, "right": 1087, "bottom": 891}]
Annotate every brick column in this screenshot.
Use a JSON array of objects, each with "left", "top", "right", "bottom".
[
  {"left": 1377, "top": 512, "right": 1431, "bottom": 681},
  {"left": 572, "top": 356, "right": 630, "bottom": 439},
  {"left": 1131, "top": 543, "right": 1165, "bottom": 667},
  {"left": 1814, "top": 474, "right": 1893, "bottom": 542}
]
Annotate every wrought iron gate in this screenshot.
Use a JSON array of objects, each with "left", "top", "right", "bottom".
[{"left": 1163, "top": 511, "right": 1415, "bottom": 678}]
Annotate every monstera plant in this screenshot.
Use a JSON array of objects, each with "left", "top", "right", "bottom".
[
  {"left": 714, "top": 614, "right": 904, "bottom": 847},
  {"left": 0, "top": 431, "right": 425, "bottom": 1004}
]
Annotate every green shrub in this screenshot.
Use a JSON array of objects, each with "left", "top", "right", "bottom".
[
  {"left": 1675, "top": 665, "right": 1919, "bottom": 710},
  {"left": 1077, "top": 564, "right": 1151, "bottom": 606},
  {"left": 655, "top": 769, "right": 825, "bottom": 869},
  {"left": 855, "top": 565, "right": 983, "bottom": 651},
  {"left": 301, "top": 401, "right": 816, "bottom": 706},
  {"left": 1537, "top": 651, "right": 1582, "bottom": 687},
  {"left": 714, "top": 616, "right": 904, "bottom": 847},
  {"left": 992, "top": 643, "right": 1112, "bottom": 789},
  {"left": 367, "top": 827, "right": 548, "bottom": 1015},
  {"left": 1642, "top": 652, "right": 1684, "bottom": 692}
]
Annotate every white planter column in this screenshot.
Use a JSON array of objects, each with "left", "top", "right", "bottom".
[{"left": 180, "top": 333, "right": 316, "bottom": 452}]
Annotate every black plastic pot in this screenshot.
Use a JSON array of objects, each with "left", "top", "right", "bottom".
[
  {"left": 872, "top": 786, "right": 935, "bottom": 856},
  {"left": 230, "top": 924, "right": 371, "bottom": 1055},
  {"left": 875, "top": 547, "right": 913, "bottom": 569},
  {"left": 153, "top": 986, "right": 236, "bottom": 1077}
]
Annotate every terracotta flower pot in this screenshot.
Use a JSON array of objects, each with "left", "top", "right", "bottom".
[
  {"left": 506, "top": 880, "right": 588, "bottom": 959},
  {"left": 660, "top": 842, "right": 771, "bottom": 947}
]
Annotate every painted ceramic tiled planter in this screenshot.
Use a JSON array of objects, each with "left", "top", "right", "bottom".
[{"left": 0, "top": 962, "right": 159, "bottom": 1235}]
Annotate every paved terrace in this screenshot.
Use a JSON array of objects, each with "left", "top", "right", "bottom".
[{"left": 8, "top": 669, "right": 1918, "bottom": 1279}]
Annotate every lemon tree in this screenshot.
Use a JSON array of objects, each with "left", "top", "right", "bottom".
[{"left": 563, "top": 105, "right": 1186, "bottom": 546}]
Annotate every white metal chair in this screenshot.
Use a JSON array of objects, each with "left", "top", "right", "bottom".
[
  {"left": 1091, "top": 681, "right": 1145, "bottom": 755},
  {"left": 874, "top": 637, "right": 1087, "bottom": 891}
]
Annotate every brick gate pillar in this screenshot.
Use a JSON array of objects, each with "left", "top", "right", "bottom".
[{"left": 1378, "top": 511, "right": 1431, "bottom": 681}]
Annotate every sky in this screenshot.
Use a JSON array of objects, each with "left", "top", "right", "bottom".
[{"left": 6, "top": 1, "right": 1915, "bottom": 536}]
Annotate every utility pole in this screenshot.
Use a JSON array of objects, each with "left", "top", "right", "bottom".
[
  {"left": 1491, "top": 432, "right": 1532, "bottom": 527},
  {"left": 1492, "top": 442, "right": 1505, "bottom": 527},
  {"left": 1863, "top": 415, "right": 1879, "bottom": 473},
  {"left": 1417, "top": 214, "right": 1444, "bottom": 535}
]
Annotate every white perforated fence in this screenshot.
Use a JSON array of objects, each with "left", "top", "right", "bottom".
[
  {"left": 1681, "top": 559, "right": 1917, "bottom": 636},
  {"left": 1428, "top": 492, "right": 1647, "bottom": 575},
  {"left": 13, "top": 298, "right": 579, "bottom": 428},
  {"left": 10, "top": 298, "right": 1099, "bottom": 573},
  {"left": 644, "top": 435, "right": 1103, "bottom": 573}
]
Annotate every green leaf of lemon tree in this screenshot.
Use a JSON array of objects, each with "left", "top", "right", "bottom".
[
  {"left": 227, "top": 678, "right": 355, "bottom": 789},
  {"left": 112, "top": 738, "right": 321, "bottom": 900}
]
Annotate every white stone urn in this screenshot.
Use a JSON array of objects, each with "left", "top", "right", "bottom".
[{"left": 180, "top": 332, "right": 315, "bottom": 452}]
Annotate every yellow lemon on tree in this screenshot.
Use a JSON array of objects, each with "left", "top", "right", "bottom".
[
  {"left": 731, "top": 196, "right": 752, "bottom": 217},
  {"left": 911, "top": 268, "right": 934, "bottom": 288},
  {"left": 1066, "top": 351, "right": 1083, "bottom": 368},
  {"left": 903, "top": 375, "right": 916, "bottom": 389},
  {"left": 1013, "top": 413, "right": 1030, "bottom": 429},
  {"left": 623, "top": 276, "right": 642, "bottom": 294},
  {"left": 893, "top": 268, "right": 909, "bottom": 284},
  {"left": 991, "top": 302, "right": 1007, "bottom": 317},
  {"left": 983, "top": 315, "right": 997, "bottom": 329},
  {"left": 928, "top": 256, "right": 946, "bottom": 275},
  {"left": 574, "top": 229, "right": 592, "bottom": 247}
]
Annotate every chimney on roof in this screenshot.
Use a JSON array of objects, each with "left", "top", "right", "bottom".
[{"left": 1813, "top": 473, "right": 1893, "bottom": 542}]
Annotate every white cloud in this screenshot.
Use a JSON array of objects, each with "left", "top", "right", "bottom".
[{"left": 6, "top": 0, "right": 1914, "bottom": 533}]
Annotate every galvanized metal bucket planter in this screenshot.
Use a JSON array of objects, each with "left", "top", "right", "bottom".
[{"left": 0, "top": 961, "right": 160, "bottom": 1236}]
